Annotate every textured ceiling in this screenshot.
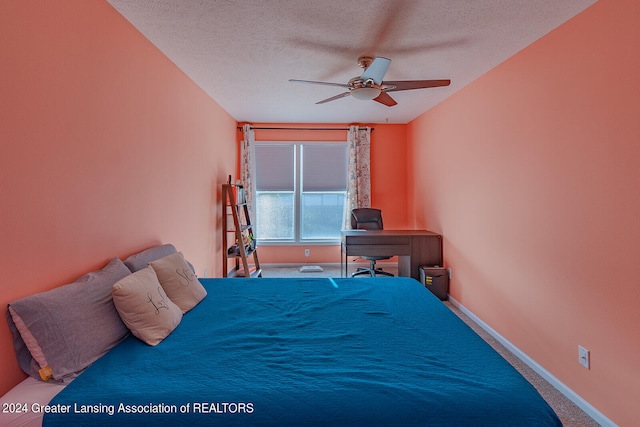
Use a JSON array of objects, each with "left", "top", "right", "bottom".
[{"left": 106, "top": 0, "right": 597, "bottom": 124}]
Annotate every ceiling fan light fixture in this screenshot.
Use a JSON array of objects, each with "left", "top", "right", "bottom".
[{"left": 351, "top": 86, "right": 381, "bottom": 101}]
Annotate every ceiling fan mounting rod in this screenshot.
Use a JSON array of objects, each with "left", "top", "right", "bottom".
[{"left": 357, "top": 56, "right": 375, "bottom": 69}]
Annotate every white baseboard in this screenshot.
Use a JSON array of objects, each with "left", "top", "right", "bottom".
[
  {"left": 448, "top": 296, "right": 617, "bottom": 427},
  {"left": 261, "top": 262, "right": 341, "bottom": 268},
  {"left": 261, "top": 262, "right": 399, "bottom": 268}
]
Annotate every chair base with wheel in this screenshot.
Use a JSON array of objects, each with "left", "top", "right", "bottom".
[{"left": 352, "top": 259, "right": 394, "bottom": 277}]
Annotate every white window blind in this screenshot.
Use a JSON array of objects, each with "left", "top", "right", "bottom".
[
  {"left": 302, "top": 144, "right": 347, "bottom": 191},
  {"left": 255, "top": 144, "right": 294, "bottom": 191}
]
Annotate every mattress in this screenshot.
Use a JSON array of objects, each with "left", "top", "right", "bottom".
[
  {"left": 38, "top": 277, "right": 561, "bottom": 426},
  {"left": 0, "top": 377, "right": 67, "bottom": 427}
]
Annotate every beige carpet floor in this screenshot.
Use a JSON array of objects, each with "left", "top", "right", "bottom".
[{"left": 261, "top": 265, "right": 601, "bottom": 426}]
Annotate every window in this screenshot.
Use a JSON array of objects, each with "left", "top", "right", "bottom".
[{"left": 254, "top": 142, "right": 347, "bottom": 243}]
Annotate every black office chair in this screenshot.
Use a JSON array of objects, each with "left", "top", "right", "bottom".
[{"left": 351, "top": 208, "right": 394, "bottom": 277}]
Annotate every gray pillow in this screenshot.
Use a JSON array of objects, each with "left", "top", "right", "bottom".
[
  {"left": 123, "top": 244, "right": 195, "bottom": 274},
  {"left": 123, "top": 244, "right": 179, "bottom": 272},
  {"left": 7, "top": 258, "right": 131, "bottom": 382}
]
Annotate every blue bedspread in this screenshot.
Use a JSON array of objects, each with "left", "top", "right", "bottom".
[{"left": 44, "top": 277, "right": 561, "bottom": 426}]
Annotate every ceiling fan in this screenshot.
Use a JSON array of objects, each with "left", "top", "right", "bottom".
[{"left": 289, "top": 56, "right": 450, "bottom": 107}]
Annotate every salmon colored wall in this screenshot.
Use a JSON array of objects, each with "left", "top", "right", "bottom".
[
  {"left": 407, "top": 0, "right": 639, "bottom": 425},
  {"left": 243, "top": 123, "right": 408, "bottom": 264},
  {"left": 0, "top": 1, "right": 236, "bottom": 395}
]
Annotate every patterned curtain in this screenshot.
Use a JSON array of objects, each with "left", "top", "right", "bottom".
[
  {"left": 240, "top": 124, "right": 256, "bottom": 226},
  {"left": 344, "top": 125, "right": 371, "bottom": 229}
]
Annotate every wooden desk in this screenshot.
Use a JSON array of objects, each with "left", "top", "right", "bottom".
[{"left": 341, "top": 230, "right": 443, "bottom": 280}]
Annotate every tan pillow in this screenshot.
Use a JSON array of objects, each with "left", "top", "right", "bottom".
[
  {"left": 112, "top": 266, "right": 182, "bottom": 346},
  {"left": 149, "top": 252, "right": 207, "bottom": 313}
]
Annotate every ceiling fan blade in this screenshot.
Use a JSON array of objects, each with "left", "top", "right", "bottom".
[
  {"left": 360, "top": 57, "right": 391, "bottom": 85},
  {"left": 289, "top": 79, "right": 350, "bottom": 89},
  {"left": 316, "top": 92, "right": 351, "bottom": 104},
  {"left": 383, "top": 79, "right": 451, "bottom": 92},
  {"left": 373, "top": 92, "right": 397, "bottom": 107}
]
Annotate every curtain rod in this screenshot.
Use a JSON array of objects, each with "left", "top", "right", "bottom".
[{"left": 237, "top": 126, "right": 374, "bottom": 132}]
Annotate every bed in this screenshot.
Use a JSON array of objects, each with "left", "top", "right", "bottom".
[{"left": 2, "top": 246, "right": 562, "bottom": 426}]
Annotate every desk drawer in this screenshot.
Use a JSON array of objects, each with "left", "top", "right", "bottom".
[
  {"left": 345, "top": 235, "right": 410, "bottom": 245},
  {"left": 345, "top": 244, "right": 411, "bottom": 257}
]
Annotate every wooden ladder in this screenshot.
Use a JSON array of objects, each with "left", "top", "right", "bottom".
[{"left": 222, "top": 178, "right": 262, "bottom": 278}]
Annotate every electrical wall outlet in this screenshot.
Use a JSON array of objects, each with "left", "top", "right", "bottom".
[
  {"left": 304, "top": 248, "right": 310, "bottom": 258},
  {"left": 203, "top": 269, "right": 209, "bottom": 278},
  {"left": 578, "top": 345, "right": 590, "bottom": 369},
  {"left": 447, "top": 268, "right": 452, "bottom": 279}
]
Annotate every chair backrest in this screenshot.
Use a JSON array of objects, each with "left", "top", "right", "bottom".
[{"left": 351, "top": 208, "right": 384, "bottom": 230}]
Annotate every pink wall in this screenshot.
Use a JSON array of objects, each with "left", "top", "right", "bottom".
[
  {"left": 407, "top": 0, "right": 639, "bottom": 424},
  {"left": 0, "top": 1, "right": 236, "bottom": 394},
  {"left": 247, "top": 123, "right": 408, "bottom": 264}
]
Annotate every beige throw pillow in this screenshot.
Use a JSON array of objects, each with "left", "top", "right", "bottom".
[
  {"left": 112, "top": 266, "right": 182, "bottom": 346},
  {"left": 149, "top": 252, "right": 207, "bottom": 313}
]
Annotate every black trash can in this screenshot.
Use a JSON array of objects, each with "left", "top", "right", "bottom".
[{"left": 420, "top": 266, "right": 449, "bottom": 300}]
